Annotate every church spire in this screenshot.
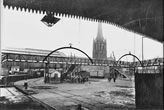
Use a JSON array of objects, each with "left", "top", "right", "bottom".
[
  {"left": 96, "top": 23, "right": 104, "bottom": 40},
  {"left": 93, "top": 22, "right": 107, "bottom": 59}
]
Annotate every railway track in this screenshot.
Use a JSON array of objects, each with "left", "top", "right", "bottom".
[
  {"left": 15, "top": 78, "right": 135, "bottom": 109},
  {"left": 46, "top": 89, "right": 105, "bottom": 110},
  {"left": 15, "top": 86, "right": 57, "bottom": 110},
  {"left": 28, "top": 95, "right": 57, "bottom": 110},
  {"left": 25, "top": 78, "right": 112, "bottom": 109}
]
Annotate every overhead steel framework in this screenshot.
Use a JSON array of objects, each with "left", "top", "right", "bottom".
[
  {"left": 43, "top": 46, "right": 93, "bottom": 64},
  {"left": 3, "top": 0, "right": 163, "bottom": 42},
  {"left": 2, "top": 51, "right": 163, "bottom": 69}
]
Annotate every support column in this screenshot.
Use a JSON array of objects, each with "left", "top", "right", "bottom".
[
  {"left": 0, "top": 32, "right": 1, "bottom": 75},
  {"left": 0, "top": 0, "right": 2, "bottom": 75},
  {"left": 163, "top": 41, "right": 164, "bottom": 61},
  {"left": 142, "top": 37, "right": 144, "bottom": 62}
]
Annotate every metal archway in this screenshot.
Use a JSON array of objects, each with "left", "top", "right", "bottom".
[
  {"left": 43, "top": 45, "right": 93, "bottom": 83},
  {"left": 110, "top": 53, "right": 143, "bottom": 79},
  {"left": 43, "top": 45, "right": 93, "bottom": 64},
  {"left": 116, "top": 53, "right": 143, "bottom": 67}
]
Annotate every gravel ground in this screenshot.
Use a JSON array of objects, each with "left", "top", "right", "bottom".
[{"left": 15, "top": 77, "right": 135, "bottom": 110}]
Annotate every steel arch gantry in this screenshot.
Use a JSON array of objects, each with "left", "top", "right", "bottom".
[
  {"left": 116, "top": 53, "right": 143, "bottom": 67},
  {"left": 43, "top": 46, "right": 93, "bottom": 64}
]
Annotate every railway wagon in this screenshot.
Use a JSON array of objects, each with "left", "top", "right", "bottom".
[
  {"left": 0, "top": 74, "right": 28, "bottom": 85},
  {"left": 75, "top": 71, "right": 90, "bottom": 79},
  {"left": 0, "top": 71, "right": 44, "bottom": 85},
  {"left": 90, "top": 70, "right": 105, "bottom": 78}
]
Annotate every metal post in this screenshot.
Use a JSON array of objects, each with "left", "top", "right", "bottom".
[
  {"left": 0, "top": 31, "right": 1, "bottom": 75},
  {"left": 44, "top": 63, "right": 46, "bottom": 83},
  {"left": 47, "top": 62, "right": 50, "bottom": 83},
  {"left": 0, "top": 0, "right": 2, "bottom": 75},
  {"left": 142, "top": 37, "right": 144, "bottom": 62},
  {"left": 44, "top": 62, "right": 48, "bottom": 83},
  {"left": 133, "top": 33, "right": 136, "bottom": 62},
  {"left": 142, "top": 37, "right": 145, "bottom": 72},
  {"left": 45, "top": 62, "right": 48, "bottom": 83}
]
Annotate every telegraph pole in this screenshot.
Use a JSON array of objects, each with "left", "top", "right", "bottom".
[
  {"left": 142, "top": 37, "right": 144, "bottom": 62},
  {"left": 133, "top": 33, "right": 136, "bottom": 62},
  {"left": 0, "top": 0, "right": 2, "bottom": 75},
  {"left": 141, "top": 36, "right": 145, "bottom": 73}
]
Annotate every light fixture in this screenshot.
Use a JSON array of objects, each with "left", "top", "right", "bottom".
[{"left": 41, "top": 13, "right": 60, "bottom": 27}]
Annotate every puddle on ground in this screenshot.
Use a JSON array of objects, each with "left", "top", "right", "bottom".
[
  {"left": 94, "top": 91, "right": 110, "bottom": 98},
  {"left": 24, "top": 89, "right": 38, "bottom": 95},
  {"left": 31, "top": 86, "right": 57, "bottom": 89},
  {"left": 115, "top": 85, "right": 133, "bottom": 88},
  {"left": 110, "top": 89, "right": 134, "bottom": 98}
]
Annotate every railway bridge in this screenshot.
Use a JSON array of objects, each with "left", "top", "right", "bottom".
[
  {"left": 2, "top": 48, "right": 163, "bottom": 69},
  {"left": 1, "top": 48, "right": 163, "bottom": 81}
]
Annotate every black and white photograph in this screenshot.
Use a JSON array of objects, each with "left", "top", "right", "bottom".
[{"left": 0, "top": 0, "right": 163, "bottom": 110}]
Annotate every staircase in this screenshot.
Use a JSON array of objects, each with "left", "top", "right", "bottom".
[
  {"left": 64, "top": 64, "right": 77, "bottom": 78},
  {"left": 1, "top": 54, "right": 6, "bottom": 63},
  {"left": 114, "top": 68, "right": 129, "bottom": 79}
]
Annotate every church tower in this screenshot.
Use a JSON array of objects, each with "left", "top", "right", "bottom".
[{"left": 92, "top": 23, "right": 107, "bottom": 59}]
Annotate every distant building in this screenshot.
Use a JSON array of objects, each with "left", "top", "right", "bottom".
[
  {"left": 2, "top": 47, "right": 66, "bottom": 57},
  {"left": 1, "top": 47, "right": 67, "bottom": 74},
  {"left": 92, "top": 23, "right": 107, "bottom": 59}
]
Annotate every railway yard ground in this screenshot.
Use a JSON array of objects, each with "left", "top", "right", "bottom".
[{"left": 13, "top": 77, "right": 135, "bottom": 110}]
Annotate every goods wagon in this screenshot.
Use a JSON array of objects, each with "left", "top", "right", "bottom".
[{"left": 90, "top": 70, "right": 104, "bottom": 78}]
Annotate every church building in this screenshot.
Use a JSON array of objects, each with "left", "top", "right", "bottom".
[{"left": 92, "top": 23, "right": 107, "bottom": 59}]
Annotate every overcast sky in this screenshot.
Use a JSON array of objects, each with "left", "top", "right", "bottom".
[{"left": 1, "top": 8, "right": 163, "bottom": 61}]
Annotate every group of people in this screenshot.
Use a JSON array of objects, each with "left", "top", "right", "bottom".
[
  {"left": 71, "top": 75, "right": 88, "bottom": 83},
  {"left": 108, "top": 70, "right": 118, "bottom": 83}
]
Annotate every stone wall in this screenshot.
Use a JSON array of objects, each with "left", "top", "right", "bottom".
[{"left": 135, "top": 73, "right": 163, "bottom": 109}]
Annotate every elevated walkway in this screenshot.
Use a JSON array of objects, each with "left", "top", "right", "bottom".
[{"left": 110, "top": 67, "right": 133, "bottom": 80}]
